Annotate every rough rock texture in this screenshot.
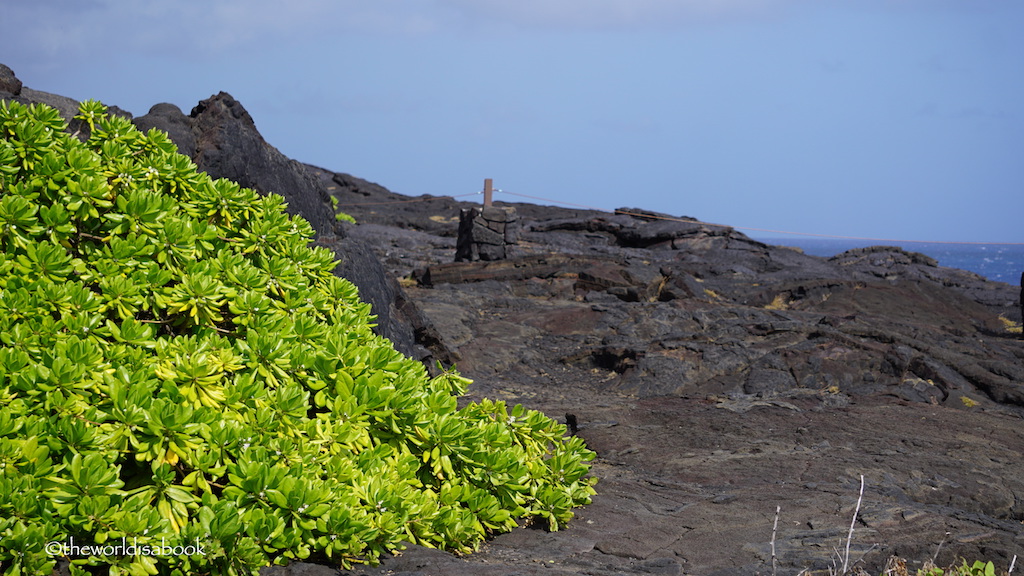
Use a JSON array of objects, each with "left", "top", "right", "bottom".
[
  {"left": 456, "top": 206, "right": 520, "bottom": 261},
  {"left": 133, "top": 102, "right": 198, "bottom": 160},
  {"left": 135, "top": 93, "right": 337, "bottom": 237},
  {"left": 133, "top": 95, "right": 432, "bottom": 358},
  {"left": 0, "top": 63, "right": 23, "bottom": 96},
  {"left": 7, "top": 66, "right": 1024, "bottom": 575},
  {"left": 324, "top": 174, "right": 1024, "bottom": 576}
]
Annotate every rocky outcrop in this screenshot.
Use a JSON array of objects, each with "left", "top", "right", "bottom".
[
  {"left": 331, "top": 181, "right": 1024, "bottom": 575},
  {"left": 0, "top": 63, "right": 22, "bottom": 96},
  {"left": 135, "top": 93, "right": 337, "bottom": 237},
  {"left": 455, "top": 206, "right": 520, "bottom": 261},
  {"left": 140, "top": 93, "right": 438, "bottom": 360},
  {"left": 136, "top": 94, "right": 427, "bottom": 358},
  {"left": 133, "top": 102, "right": 197, "bottom": 160}
]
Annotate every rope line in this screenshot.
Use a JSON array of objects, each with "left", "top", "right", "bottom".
[
  {"left": 333, "top": 192, "right": 479, "bottom": 207},
  {"left": 334, "top": 187, "right": 1024, "bottom": 247},
  {"left": 497, "top": 191, "right": 1024, "bottom": 247}
]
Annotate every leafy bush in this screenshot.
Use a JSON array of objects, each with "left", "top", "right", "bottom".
[
  {"left": 919, "top": 560, "right": 1005, "bottom": 576},
  {"left": 0, "top": 100, "right": 596, "bottom": 576},
  {"left": 884, "top": 557, "right": 1011, "bottom": 576}
]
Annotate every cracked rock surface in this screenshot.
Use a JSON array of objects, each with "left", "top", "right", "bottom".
[{"left": 327, "top": 178, "right": 1024, "bottom": 576}]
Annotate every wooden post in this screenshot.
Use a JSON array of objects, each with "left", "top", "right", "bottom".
[{"left": 483, "top": 178, "right": 493, "bottom": 207}]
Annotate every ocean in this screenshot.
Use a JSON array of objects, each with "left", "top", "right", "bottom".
[{"left": 752, "top": 237, "right": 1024, "bottom": 285}]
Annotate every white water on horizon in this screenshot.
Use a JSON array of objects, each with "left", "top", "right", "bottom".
[{"left": 753, "top": 237, "right": 1024, "bottom": 285}]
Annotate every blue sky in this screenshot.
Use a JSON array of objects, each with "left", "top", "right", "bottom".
[{"left": 3, "top": 0, "right": 1022, "bottom": 243}]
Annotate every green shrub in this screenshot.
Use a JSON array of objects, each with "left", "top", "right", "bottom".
[
  {"left": 921, "top": 560, "right": 1002, "bottom": 576},
  {"left": 0, "top": 100, "right": 596, "bottom": 576}
]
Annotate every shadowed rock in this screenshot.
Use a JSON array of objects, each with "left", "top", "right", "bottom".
[
  {"left": 133, "top": 94, "right": 431, "bottom": 358},
  {"left": 0, "top": 63, "right": 22, "bottom": 96},
  {"left": 328, "top": 182, "right": 1024, "bottom": 575},
  {"left": 136, "top": 92, "right": 337, "bottom": 236}
]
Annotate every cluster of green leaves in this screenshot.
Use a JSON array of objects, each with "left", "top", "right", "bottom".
[
  {"left": 328, "top": 196, "right": 356, "bottom": 224},
  {"left": 0, "top": 100, "right": 596, "bottom": 576},
  {"left": 919, "top": 560, "right": 1003, "bottom": 576},
  {"left": 878, "top": 557, "right": 1011, "bottom": 576}
]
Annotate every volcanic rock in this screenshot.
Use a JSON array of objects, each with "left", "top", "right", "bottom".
[
  {"left": 133, "top": 102, "right": 197, "bottom": 160},
  {"left": 133, "top": 93, "right": 438, "bottom": 358},
  {"left": 136, "top": 92, "right": 337, "bottom": 237},
  {"left": 455, "top": 206, "right": 520, "bottom": 261},
  {"left": 0, "top": 63, "right": 22, "bottom": 96},
  {"left": 135, "top": 94, "right": 429, "bottom": 358},
  {"left": 326, "top": 174, "right": 1024, "bottom": 575}
]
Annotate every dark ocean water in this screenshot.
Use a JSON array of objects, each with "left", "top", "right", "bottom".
[{"left": 753, "top": 237, "right": 1024, "bottom": 285}]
